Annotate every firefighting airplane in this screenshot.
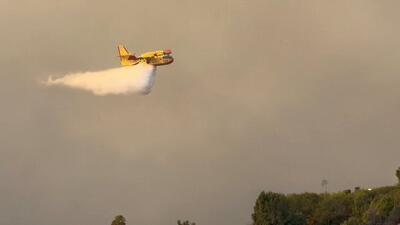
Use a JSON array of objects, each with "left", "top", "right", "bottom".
[{"left": 117, "top": 45, "right": 174, "bottom": 66}]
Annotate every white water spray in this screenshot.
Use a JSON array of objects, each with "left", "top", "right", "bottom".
[{"left": 46, "top": 63, "right": 157, "bottom": 95}]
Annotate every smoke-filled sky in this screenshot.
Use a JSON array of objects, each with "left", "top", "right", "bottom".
[{"left": 1, "top": 1, "right": 400, "bottom": 225}]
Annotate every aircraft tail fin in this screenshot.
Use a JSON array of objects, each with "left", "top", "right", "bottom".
[{"left": 117, "top": 45, "right": 136, "bottom": 66}]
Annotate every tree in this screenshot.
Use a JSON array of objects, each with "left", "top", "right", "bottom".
[
  {"left": 177, "top": 220, "right": 196, "bottom": 225},
  {"left": 311, "top": 193, "right": 353, "bottom": 225},
  {"left": 342, "top": 217, "right": 363, "bottom": 225},
  {"left": 287, "top": 193, "right": 321, "bottom": 225},
  {"left": 363, "top": 195, "right": 395, "bottom": 225},
  {"left": 111, "top": 215, "right": 126, "bottom": 225},
  {"left": 396, "top": 167, "right": 400, "bottom": 185},
  {"left": 252, "top": 192, "right": 290, "bottom": 225},
  {"left": 384, "top": 206, "right": 400, "bottom": 225}
]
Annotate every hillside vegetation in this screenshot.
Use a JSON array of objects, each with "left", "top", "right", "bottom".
[{"left": 252, "top": 167, "right": 400, "bottom": 225}]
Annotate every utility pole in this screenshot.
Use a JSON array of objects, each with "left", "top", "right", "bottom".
[{"left": 321, "top": 179, "right": 328, "bottom": 194}]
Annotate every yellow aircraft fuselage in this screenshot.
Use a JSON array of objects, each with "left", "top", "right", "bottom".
[{"left": 117, "top": 45, "right": 174, "bottom": 67}]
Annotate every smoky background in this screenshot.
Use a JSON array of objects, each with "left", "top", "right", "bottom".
[{"left": 0, "top": 1, "right": 400, "bottom": 225}]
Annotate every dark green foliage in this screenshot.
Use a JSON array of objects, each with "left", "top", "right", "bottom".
[
  {"left": 252, "top": 192, "right": 290, "bottom": 225},
  {"left": 341, "top": 217, "right": 363, "bottom": 225},
  {"left": 177, "top": 220, "right": 196, "bottom": 225},
  {"left": 344, "top": 190, "right": 352, "bottom": 194},
  {"left": 252, "top": 187, "right": 400, "bottom": 225},
  {"left": 251, "top": 168, "right": 400, "bottom": 225},
  {"left": 312, "top": 193, "right": 353, "bottom": 225},
  {"left": 363, "top": 195, "right": 395, "bottom": 225},
  {"left": 352, "top": 190, "right": 376, "bottom": 217},
  {"left": 384, "top": 206, "right": 400, "bottom": 225},
  {"left": 287, "top": 193, "right": 321, "bottom": 225},
  {"left": 111, "top": 215, "right": 126, "bottom": 225}
]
